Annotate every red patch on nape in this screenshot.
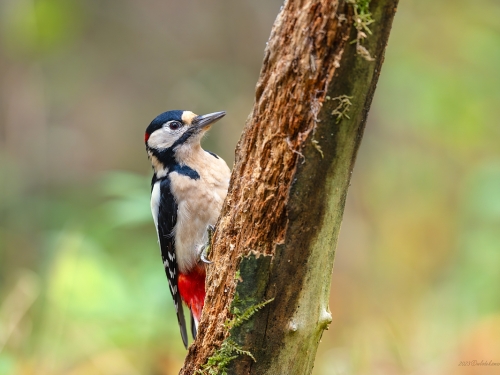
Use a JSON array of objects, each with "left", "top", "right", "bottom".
[
  {"left": 178, "top": 266, "right": 206, "bottom": 322},
  {"left": 144, "top": 132, "right": 150, "bottom": 143}
]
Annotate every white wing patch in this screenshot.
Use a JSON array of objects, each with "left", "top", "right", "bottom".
[{"left": 150, "top": 182, "right": 161, "bottom": 238}]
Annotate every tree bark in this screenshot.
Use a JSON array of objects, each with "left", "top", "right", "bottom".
[{"left": 180, "top": 0, "right": 398, "bottom": 374}]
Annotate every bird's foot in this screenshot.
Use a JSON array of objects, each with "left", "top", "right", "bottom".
[
  {"left": 200, "top": 247, "right": 212, "bottom": 264},
  {"left": 200, "top": 225, "right": 215, "bottom": 264}
]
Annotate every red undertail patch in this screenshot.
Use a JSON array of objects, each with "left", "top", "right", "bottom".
[{"left": 178, "top": 266, "right": 206, "bottom": 322}]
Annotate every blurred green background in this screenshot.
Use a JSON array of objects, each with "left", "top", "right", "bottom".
[{"left": 0, "top": 0, "right": 499, "bottom": 374}]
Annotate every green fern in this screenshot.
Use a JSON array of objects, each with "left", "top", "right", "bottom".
[{"left": 225, "top": 298, "right": 274, "bottom": 329}]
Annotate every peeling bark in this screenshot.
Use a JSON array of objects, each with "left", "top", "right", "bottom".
[{"left": 180, "top": 0, "right": 398, "bottom": 374}]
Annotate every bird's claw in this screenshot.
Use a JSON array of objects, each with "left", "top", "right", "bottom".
[
  {"left": 200, "top": 225, "right": 216, "bottom": 264},
  {"left": 200, "top": 246, "right": 212, "bottom": 264}
]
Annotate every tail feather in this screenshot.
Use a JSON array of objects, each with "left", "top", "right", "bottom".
[
  {"left": 176, "top": 293, "right": 189, "bottom": 349},
  {"left": 190, "top": 309, "right": 198, "bottom": 339}
]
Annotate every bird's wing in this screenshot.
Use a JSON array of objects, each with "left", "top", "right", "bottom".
[{"left": 158, "top": 178, "right": 188, "bottom": 348}]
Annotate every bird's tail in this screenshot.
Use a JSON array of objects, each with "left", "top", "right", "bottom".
[{"left": 178, "top": 266, "right": 206, "bottom": 340}]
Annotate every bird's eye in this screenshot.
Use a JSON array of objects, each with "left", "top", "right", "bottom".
[{"left": 168, "top": 121, "right": 182, "bottom": 130}]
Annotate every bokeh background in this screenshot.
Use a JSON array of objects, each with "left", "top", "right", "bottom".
[{"left": 1, "top": 0, "right": 499, "bottom": 374}]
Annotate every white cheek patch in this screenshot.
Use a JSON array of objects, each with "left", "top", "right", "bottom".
[{"left": 148, "top": 127, "right": 177, "bottom": 149}]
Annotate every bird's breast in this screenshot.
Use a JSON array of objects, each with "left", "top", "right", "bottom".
[{"left": 169, "top": 154, "right": 230, "bottom": 273}]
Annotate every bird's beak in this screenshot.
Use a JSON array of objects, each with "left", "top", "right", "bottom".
[{"left": 192, "top": 111, "right": 226, "bottom": 130}]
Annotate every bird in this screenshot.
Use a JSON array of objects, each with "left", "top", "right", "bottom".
[{"left": 144, "top": 110, "right": 231, "bottom": 348}]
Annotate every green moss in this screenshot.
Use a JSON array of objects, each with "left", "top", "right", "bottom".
[
  {"left": 328, "top": 95, "right": 354, "bottom": 123},
  {"left": 347, "top": 0, "right": 375, "bottom": 61},
  {"left": 352, "top": 0, "right": 372, "bottom": 21}
]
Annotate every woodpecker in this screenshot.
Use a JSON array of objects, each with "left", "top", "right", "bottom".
[{"left": 145, "top": 110, "right": 230, "bottom": 348}]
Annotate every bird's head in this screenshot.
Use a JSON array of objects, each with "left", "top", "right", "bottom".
[{"left": 145, "top": 110, "right": 226, "bottom": 151}]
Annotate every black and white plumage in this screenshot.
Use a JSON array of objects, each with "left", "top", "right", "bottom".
[{"left": 145, "top": 110, "right": 230, "bottom": 348}]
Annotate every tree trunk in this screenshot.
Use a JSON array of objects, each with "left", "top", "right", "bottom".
[{"left": 180, "top": 0, "right": 398, "bottom": 374}]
